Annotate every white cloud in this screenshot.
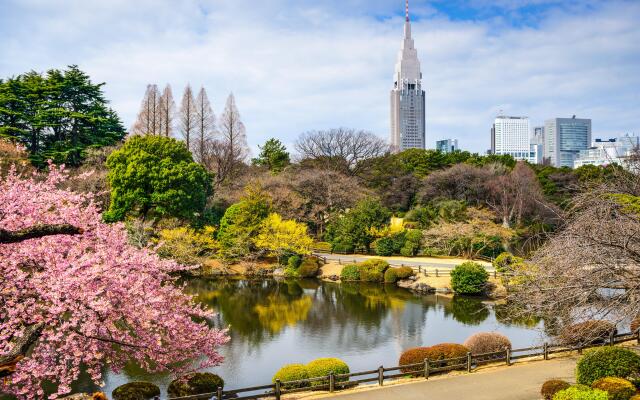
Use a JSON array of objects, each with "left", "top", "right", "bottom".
[{"left": 0, "top": 0, "right": 638, "bottom": 154}]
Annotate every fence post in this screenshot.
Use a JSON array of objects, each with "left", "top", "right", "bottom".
[
  {"left": 637, "top": 328, "right": 640, "bottom": 345},
  {"left": 338, "top": 259, "right": 342, "bottom": 265},
  {"left": 609, "top": 330, "right": 615, "bottom": 346},
  {"left": 424, "top": 358, "right": 430, "bottom": 379},
  {"left": 494, "top": 270, "right": 497, "bottom": 279},
  {"left": 378, "top": 366, "right": 384, "bottom": 386},
  {"left": 216, "top": 386, "right": 223, "bottom": 400},
  {"left": 435, "top": 268, "right": 439, "bottom": 277},
  {"left": 506, "top": 348, "right": 511, "bottom": 366},
  {"left": 466, "top": 352, "right": 472, "bottom": 372},
  {"left": 418, "top": 266, "right": 421, "bottom": 274},
  {"left": 275, "top": 379, "right": 281, "bottom": 400},
  {"left": 543, "top": 342, "right": 549, "bottom": 360},
  {"left": 329, "top": 371, "right": 335, "bottom": 393}
]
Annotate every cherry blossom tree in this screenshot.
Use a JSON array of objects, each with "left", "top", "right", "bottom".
[{"left": 0, "top": 163, "right": 229, "bottom": 399}]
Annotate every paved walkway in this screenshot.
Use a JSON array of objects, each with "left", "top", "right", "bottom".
[
  {"left": 315, "top": 253, "right": 493, "bottom": 271},
  {"left": 312, "top": 357, "right": 578, "bottom": 400}
]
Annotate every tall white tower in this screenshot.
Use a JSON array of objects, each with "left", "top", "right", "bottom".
[{"left": 390, "top": 0, "right": 426, "bottom": 151}]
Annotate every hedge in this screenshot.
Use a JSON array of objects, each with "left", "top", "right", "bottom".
[
  {"left": 541, "top": 380, "right": 571, "bottom": 400},
  {"left": 306, "top": 358, "right": 350, "bottom": 386},
  {"left": 298, "top": 257, "right": 320, "bottom": 277},
  {"left": 463, "top": 332, "right": 511, "bottom": 355},
  {"left": 272, "top": 364, "right": 310, "bottom": 388},
  {"left": 112, "top": 382, "right": 160, "bottom": 400},
  {"left": 383, "top": 266, "right": 414, "bottom": 283},
  {"left": 168, "top": 373, "right": 224, "bottom": 398},
  {"left": 398, "top": 347, "right": 431, "bottom": 375},
  {"left": 340, "top": 264, "right": 360, "bottom": 281},
  {"left": 422, "top": 343, "right": 468, "bottom": 367},
  {"left": 553, "top": 386, "right": 609, "bottom": 400},
  {"left": 576, "top": 347, "right": 640, "bottom": 385},
  {"left": 591, "top": 377, "right": 636, "bottom": 400},
  {"left": 450, "top": 262, "right": 489, "bottom": 295}
]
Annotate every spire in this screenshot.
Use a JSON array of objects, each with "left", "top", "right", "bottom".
[{"left": 406, "top": 0, "right": 409, "bottom": 22}]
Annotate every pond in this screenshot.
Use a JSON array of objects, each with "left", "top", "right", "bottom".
[{"left": 87, "top": 278, "right": 546, "bottom": 396}]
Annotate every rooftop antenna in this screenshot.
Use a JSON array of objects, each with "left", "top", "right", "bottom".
[{"left": 406, "top": 0, "right": 410, "bottom": 22}]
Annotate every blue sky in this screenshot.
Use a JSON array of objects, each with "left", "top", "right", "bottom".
[{"left": 1, "top": 0, "right": 638, "bottom": 155}]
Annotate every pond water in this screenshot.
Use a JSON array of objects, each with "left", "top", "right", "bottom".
[{"left": 91, "top": 278, "right": 546, "bottom": 396}]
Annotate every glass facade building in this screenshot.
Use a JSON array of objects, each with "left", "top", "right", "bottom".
[{"left": 544, "top": 117, "right": 592, "bottom": 167}]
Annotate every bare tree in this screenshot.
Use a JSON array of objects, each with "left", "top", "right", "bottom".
[
  {"left": 178, "top": 84, "right": 198, "bottom": 150},
  {"left": 208, "top": 93, "right": 249, "bottom": 186},
  {"left": 192, "top": 87, "right": 216, "bottom": 165},
  {"left": 131, "top": 84, "right": 160, "bottom": 135},
  {"left": 509, "top": 163, "right": 640, "bottom": 342},
  {"left": 158, "top": 84, "right": 175, "bottom": 137},
  {"left": 295, "top": 128, "right": 389, "bottom": 175}
]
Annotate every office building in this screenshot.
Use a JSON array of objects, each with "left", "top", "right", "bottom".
[
  {"left": 491, "top": 115, "right": 531, "bottom": 161},
  {"left": 574, "top": 134, "right": 639, "bottom": 168},
  {"left": 544, "top": 116, "right": 592, "bottom": 167},
  {"left": 436, "top": 139, "right": 458, "bottom": 153}
]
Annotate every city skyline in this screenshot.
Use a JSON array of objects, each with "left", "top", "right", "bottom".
[{"left": 1, "top": 0, "right": 639, "bottom": 155}]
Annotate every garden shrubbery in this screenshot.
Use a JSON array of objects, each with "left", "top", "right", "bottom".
[
  {"left": 383, "top": 266, "right": 414, "bottom": 283},
  {"left": 340, "top": 259, "right": 390, "bottom": 283},
  {"left": 541, "top": 379, "right": 571, "bottom": 400},
  {"left": 398, "top": 347, "right": 431, "bottom": 374},
  {"left": 552, "top": 385, "right": 609, "bottom": 400},
  {"left": 297, "top": 257, "right": 320, "bottom": 278},
  {"left": 422, "top": 343, "right": 469, "bottom": 366},
  {"left": 272, "top": 364, "right": 310, "bottom": 388},
  {"left": 450, "top": 262, "right": 489, "bottom": 295},
  {"left": 576, "top": 347, "right": 640, "bottom": 385},
  {"left": 168, "top": 373, "right": 224, "bottom": 398},
  {"left": 559, "top": 320, "right": 617, "bottom": 346},
  {"left": 306, "top": 358, "right": 350, "bottom": 386},
  {"left": 463, "top": 332, "right": 511, "bottom": 355},
  {"left": 591, "top": 377, "right": 636, "bottom": 400},
  {"left": 155, "top": 226, "right": 217, "bottom": 265},
  {"left": 340, "top": 264, "right": 360, "bottom": 281},
  {"left": 112, "top": 382, "right": 160, "bottom": 400}
]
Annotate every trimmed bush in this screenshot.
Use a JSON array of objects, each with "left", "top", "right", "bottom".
[
  {"left": 298, "top": 257, "right": 320, "bottom": 278},
  {"left": 168, "top": 373, "right": 224, "bottom": 398},
  {"left": 375, "top": 236, "right": 396, "bottom": 256},
  {"left": 399, "top": 347, "right": 430, "bottom": 375},
  {"left": 559, "top": 320, "right": 617, "bottom": 345},
  {"left": 340, "top": 264, "right": 360, "bottom": 281},
  {"left": 396, "top": 266, "right": 414, "bottom": 279},
  {"left": 272, "top": 364, "right": 310, "bottom": 388},
  {"left": 112, "top": 382, "right": 160, "bottom": 400},
  {"left": 306, "top": 358, "right": 350, "bottom": 386},
  {"left": 360, "top": 268, "right": 383, "bottom": 282},
  {"left": 591, "top": 377, "right": 636, "bottom": 400},
  {"left": 360, "top": 259, "right": 389, "bottom": 274},
  {"left": 553, "top": 386, "right": 609, "bottom": 400},
  {"left": 287, "top": 255, "right": 302, "bottom": 269},
  {"left": 450, "top": 262, "right": 489, "bottom": 295},
  {"left": 422, "top": 343, "right": 469, "bottom": 367},
  {"left": 541, "top": 380, "right": 571, "bottom": 400},
  {"left": 384, "top": 268, "right": 398, "bottom": 283},
  {"left": 576, "top": 347, "right": 640, "bottom": 385},
  {"left": 463, "top": 332, "right": 511, "bottom": 355}
]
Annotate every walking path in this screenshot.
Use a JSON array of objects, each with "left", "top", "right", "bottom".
[
  {"left": 308, "top": 356, "right": 578, "bottom": 400},
  {"left": 315, "top": 253, "right": 493, "bottom": 271}
]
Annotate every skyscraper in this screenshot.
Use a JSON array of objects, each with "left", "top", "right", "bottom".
[
  {"left": 544, "top": 116, "right": 592, "bottom": 167},
  {"left": 436, "top": 138, "right": 459, "bottom": 153},
  {"left": 390, "top": 0, "right": 426, "bottom": 151},
  {"left": 491, "top": 115, "right": 531, "bottom": 161}
]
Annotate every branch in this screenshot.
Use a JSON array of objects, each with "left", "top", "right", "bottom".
[
  {"left": 0, "top": 224, "right": 83, "bottom": 244},
  {"left": 0, "top": 323, "right": 44, "bottom": 377}
]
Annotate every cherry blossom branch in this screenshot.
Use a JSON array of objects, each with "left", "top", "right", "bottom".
[
  {"left": 0, "top": 323, "right": 44, "bottom": 377},
  {"left": 0, "top": 224, "right": 82, "bottom": 244}
]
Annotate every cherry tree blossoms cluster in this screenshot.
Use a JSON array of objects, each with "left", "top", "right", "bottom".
[{"left": 0, "top": 164, "right": 229, "bottom": 399}]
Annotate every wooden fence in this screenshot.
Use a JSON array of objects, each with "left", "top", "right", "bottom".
[
  {"left": 166, "top": 330, "right": 640, "bottom": 400},
  {"left": 311, "top": 248, "right": 495, "bottom": 264}
]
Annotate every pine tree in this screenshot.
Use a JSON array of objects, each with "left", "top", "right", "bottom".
[
  {"left": 158, "top": 84, "right": 175, "bottom": 137},
  {"left": 178, "top": 84, "right": 198, "bottom": 150}
]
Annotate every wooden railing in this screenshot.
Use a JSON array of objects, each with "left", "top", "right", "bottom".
[{"left": 167, "top": 330, "right": 640, "bottom": 400}]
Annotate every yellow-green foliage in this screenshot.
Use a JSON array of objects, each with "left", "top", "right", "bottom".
[
  {"left": 255, "top": 213, "right": 314, "bottom": 257},
  {"left": 155, "top": 226, "right": 216, "bottom": 265},
  {"left": 609, "top": 194, "right": 640, "bottom": 217},
  {"left": 384, "top": 266, "right": 414, "bottom": 283},
  {"left": 306, "top": 358, "right": 350, "bottom": 386},
  {"left": 272, "top": 364, "right": 310, "bottom": 388},
  {"left": 591, "top": 377, "right": 636, "bottom": 400},
  {"left": 541, "top": 380, "right": 571, "bottom": 400}
]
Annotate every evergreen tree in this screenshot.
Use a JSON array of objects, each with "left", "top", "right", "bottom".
[{"left": 252, "top": 138, "right": 290, "bottom": 173}]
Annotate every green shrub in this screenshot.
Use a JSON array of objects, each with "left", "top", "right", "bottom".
[
  {"left": 398, "top": 347, "right": 431, "bottom": 375},
  {"left": 112, "top": 382, "right": 160, "bottom": 400},
  {"left": 384, "top": 268, "right": 398, "bottom": 283},
  {"left": 332, "top": 242, "right": 354, "bottom": 253},
  {"left": 287, "top": 255, "right": 302, "bottom": 269},
  {"left": 422, "top": 343, "right": 469, "bottom": 367},
  {"left": 541, "top": 380, "right": 571, "bottom": 400},
  {"left": 463, "top": 332, "right": 511, "bottom": 355},
  {"left": 375, "top": 236, "right": 396, "bottom": 256},
  {"left": 284, "top": 266, "right": 299, "bottom": 278},
  {"left": 313, "top": 242, "right": 332, "bottom": 252},
  {"left": 272, "top": 364, "right": 310, "bottom": 388},
  {"left": 360, "top": 268, "right": 383, "bottom": 282},
  {"left": 399, "top": 245, "right": 414, "bottom": 257},
  {"left": 450, "top": 262, "right": 489, "bottom": 295},
  {"left": 306, "top": 358, "right": 350, "bottom": 386},
  {"left": 340, "top": 264, "right": 360, "bottom": 281},
  {"left": 559, "top": 320, "right": 617, "bottom": 346},
  {"left": 360, "top": 259, "right": 389, "bottom": 274},
  {"left": 553, "top": 386, "right": 609, "bottom": 400},
  {"left": 396, "top": 266, "right": 414, "bottom": 279},
  {"left": 167, "top": 373, "right": 224, "bottom": 398},
  {"left": 298, "top": 257, "right": 320, "bottom": 277},
  {"left": 591, "top": 377, "right": 636, "bottom": 400},
  {"left": 576, "top": 347, "right": 640, "bottom": 385}
]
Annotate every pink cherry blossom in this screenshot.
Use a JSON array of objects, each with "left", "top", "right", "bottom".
[{"left": 0, "top": 163, "right": 229, "bottom": 399}]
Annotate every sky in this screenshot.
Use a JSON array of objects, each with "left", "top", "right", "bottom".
[{"left": 1, "top": 0, "right": 639, "bottom": 155}]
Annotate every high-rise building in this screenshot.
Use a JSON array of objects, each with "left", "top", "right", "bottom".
[
  {"left": 390, "top": 0, "right": 426, "bottom": 151},
  {"left": 491, "top": 115, "right": 531, "bottom": 161},
  {"left": 436, "top": 138, "right": 458, "bottom": 153},
  {"left": 544, "top": 116, "right": 592, "bottom": 167}
]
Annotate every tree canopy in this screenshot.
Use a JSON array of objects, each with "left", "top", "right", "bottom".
[
  {"left": 104, "top": 135, "right": 211, "bottom": 222},
  {"left": 252, "top": 138, "right": 290, "bottom": 173},
  {"left": 0, "top": 65, "right": 126, "bottom": 167}
]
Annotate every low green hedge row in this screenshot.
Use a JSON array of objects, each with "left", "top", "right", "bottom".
[{"left": 272, "top": 358, "right": 350, "bottom": 388}]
